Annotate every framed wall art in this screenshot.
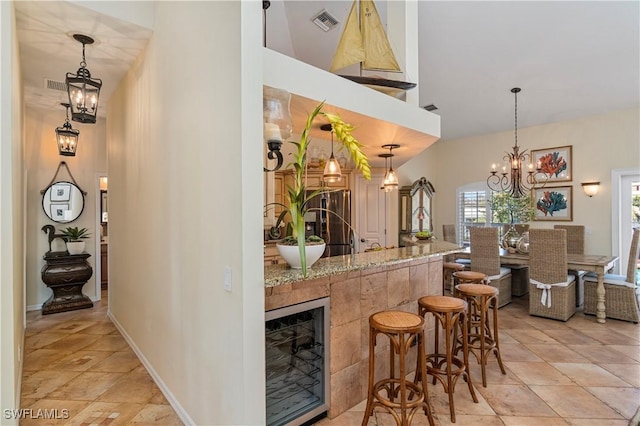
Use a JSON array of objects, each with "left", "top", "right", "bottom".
[
  {"left": 531, "top": 145, "right": 572, "bottom": 183},
  {"left": 533, "top": 186, "right": 572, "bottom": 221},
  {"left": 50, "top": 204, "right": 70, "bottom": 222},
  {"left": 50, "top": 182, "right": 71, "bottom": 202}
]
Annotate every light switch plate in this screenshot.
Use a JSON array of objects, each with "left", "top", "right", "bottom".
[{"left": 224, "top": 266, "right": 232, "bottom": 292}]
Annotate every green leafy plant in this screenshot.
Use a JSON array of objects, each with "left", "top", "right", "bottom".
[
  {"left": 270, "top": 101, "right": 371, "bottom": 276},
  {"left": 415, "top": 231, "right": 432, "bottom": 239},
  {"left": 490, "top": 192, "right": 534, "bottom": 224},
  {"left": 59, "top": 226, "right": 91, "bottom": 242}
]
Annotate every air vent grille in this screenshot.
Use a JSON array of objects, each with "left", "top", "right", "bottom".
[
  {"left": 312, "top": 9, "right": 339, "bottom": 32},
  {"left": 421, "top": 104, "right": 438, "bottom": 112},
  {"left": 44, "top": 78, "right": 67, "bottom": 92}
]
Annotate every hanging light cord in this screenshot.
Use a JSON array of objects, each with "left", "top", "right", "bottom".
[{"left": 514, "top": 88, "right": 518, "bottom": 148}]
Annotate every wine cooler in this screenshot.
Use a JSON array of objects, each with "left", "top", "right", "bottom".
[{"left": 265, "top": 297, "right": 330, "bottom": 426}]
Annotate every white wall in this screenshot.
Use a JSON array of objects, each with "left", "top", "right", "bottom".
[
  {"left": 399, "top": 108, "right": 640, "bottom": 255},
  {"left": 0, "top": 1, "right": 25, "bottom": 421},
  {"left": 23, "top": 107, "right": 106, "bottom": 307},
  {"left": 107, "top": 2, "right": 264, "bottom": 424}
]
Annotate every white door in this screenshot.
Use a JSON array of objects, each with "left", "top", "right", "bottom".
[
  {"left": 354, "top": 172, "right": 389, "bottom": 252},
  {"left": 612, "top": 169, "right": 640, "bottom": 274}
]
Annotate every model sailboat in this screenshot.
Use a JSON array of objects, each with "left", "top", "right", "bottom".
[{"left": 330, "top": 0, "right": 416, "bottom": 90}]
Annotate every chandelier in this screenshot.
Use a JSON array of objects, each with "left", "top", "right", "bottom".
[
  {"left": 55, "top": 103, "right": 79, "bottom": 156},
  {"left": 66, "top": 34, "right": 102, "bottom": 124},
  {"left": 487, "top": 88, "right": 547, "bottom": 198}
]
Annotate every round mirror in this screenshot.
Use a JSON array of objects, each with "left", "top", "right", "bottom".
[{"left": 42, "top": 181, "right": 85, "bottom": 223}]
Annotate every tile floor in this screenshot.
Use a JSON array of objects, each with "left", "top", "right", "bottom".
[{"left": 22, "top": 291, "right": 639, "bottom": 425}]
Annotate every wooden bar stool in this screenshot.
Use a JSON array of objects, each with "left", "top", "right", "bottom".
[
  {"left": 443, "top": 262, "right": 466, "bottom": 294},
  {"left": 415, "top": 296, "right": 478, "bottom": 423},
  {"left": 452, "top": 270, "right": 488, "bottom": 297},
  {"left": 362, "top": 311, "right": 434, "bottom": 426},
  {"left": 454, "top": 283, "right": 506, "bottom": 387}
]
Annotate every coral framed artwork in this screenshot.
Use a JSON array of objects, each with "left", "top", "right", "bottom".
[
  {"left": 533, "top": 186, "right": 572, "bottom": 221},
  {"left": 531, "top": 145, "right": 572, "bottom": 182}
]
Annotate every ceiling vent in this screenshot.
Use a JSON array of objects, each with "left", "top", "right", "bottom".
[
  {"left": 312, "top": 9, "right": 339, "bottom": 32},
  {"left": 421, "top": 104, "right": 438, "bottom": 112},
  {"left": 44, "top": 78, "right": 67, "bottom": 92}
]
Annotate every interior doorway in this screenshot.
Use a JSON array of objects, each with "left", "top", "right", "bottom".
[
  {"left": 612, "top": 168, "right": 640, "bottom": 275},
  {"left": 95, "top": 174, "right": 108, "bottom": 300}
]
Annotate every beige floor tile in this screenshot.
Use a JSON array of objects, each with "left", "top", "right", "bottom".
[
  {"left": 498, "top": 343, "right": 544, "bottom": 362},
  {"left": 46, "top": 371, "right": 124, "bottom": 401},
  {"left": 607, "top": 345, "right": 640, "bottom": 362},
  {"left": 466, "top": 359, "right": 520, "bottom": 386},
  {"left": 530, "top": 385, "right": 624, "bottom": 419},
  {"left": 567, "top": 344, "right": 637, "bottom": 364},
  {"left": 504, "top": 362, "right": 572, "bottom": 385},
  {"left": 23, "top": 332, "right": 68, "bottom": 352},
  {"left": 564, "top": 419, "right": 629, "bottom": 426},
  {"left": 20, "top": 370, "right": 81, "bottom": 399},
  {"left": 22, "top": 349, "right": 73, "bottom": 371},
  {"left": 437, "top": 414, "right": 503, "bottom": 425},
  {"left": 585, "top": 386, "right": 640, "bottom": 419},
  {"left": 322, "top": 410, "right": 366, "bottom": 425},
  {"left": 579, "top": 328, "right": 639, "bottom": 345},
  {"left": 97, "top": 371, "right": 160, "bottom": 404},
  {"left": 473, "top": 384, "right": 556, "bottom": 417},
  {"left": 543, "top": 329, "right": 602, "bottom": 345},
  {"left": 48, "top": 320, "right": 97, "bottom": 334},
  {"left": 80, "top": 334, "right": 130, "bottom": 352},
  {"left": 88, "top": 350, "right": 142, "bottom": 373},
  {"left": 80, "top": 321, "right": 118, "bottom": 335},
  {"left": 522, "top": 343, "right": 589, "bottom": 363},
  {"left": 599, "top": 363, "right": 640, "bottom": 387},
  {"left": 148, "top": 391, "right": 171, "bottom": 405},
  {"left": 505, "top": 329, "right": 560, "bottom": 344},
  {"left": 551, "top": 363, "right": 632, "bottom": 387},
  {"left": 129, "top": 404, "right": 184, "bottom": 425},
  {"left": 18, "top": 399, "right": 91, "bottom": 425},
  {"left": 40, "top": 333, "right": 102, "bottom": 352},
  {"left": 66, "top": 401, "right": 146, "bottom": 425},
  {"left": 429, "top": 381, "right": 495, "bottom": 419},
  {"left": 49, "top": 350, "right": 114, "bottom": 372},
  {"left": 500, "top": 416, "right": 569, "bottom": 425}
]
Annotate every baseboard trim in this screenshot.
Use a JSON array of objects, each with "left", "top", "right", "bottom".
[{"left": 107, "top": 311, "right": 194, "bottom": 426}]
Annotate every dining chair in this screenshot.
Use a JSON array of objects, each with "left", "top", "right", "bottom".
[
  {"left": 528, "top": 229, "right": 576, "bottom": 321},
  {"left": 443, "top": 224, "right": 470, "bottom": 266},
  {"left": 469, "top": 227, "right": 512, "bottom": 307},
  {"left": 583, "top": 228, "right": 640, "bottom": 323},
  {"left": 442, "top": 224, "right": 470, "bottom": 293},
  {"left": 554, "top": 224, "right": 586, "bottom": 308}
]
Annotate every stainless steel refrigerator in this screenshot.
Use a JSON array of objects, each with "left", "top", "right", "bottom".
[{"left": 304, "top": 190, "right": 352, "bottom": 257}]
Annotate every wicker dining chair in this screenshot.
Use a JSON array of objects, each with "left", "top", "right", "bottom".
[
  {"left": 554, "top": 225, "right": 586, "bottom": 308},
  {"left": 528, "top": 229, "right": 576, "bottom": 321},
  {"left": 584, "top": 228, "right": 640, "bottom": 323},
  {"left": 469, "top": 227, "right": 512, "bottom": 307},
  {"left": 442, "top": 224, "right": 469, "bottom": 292}
]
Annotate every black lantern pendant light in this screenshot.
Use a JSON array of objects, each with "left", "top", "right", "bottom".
[
  {"left": 66, "top": 34, "right": 102, "bottom": 124},
  {"left": 55, "top": 103, "right": 79, "bottom": 156},
  {"left": 381, "top": 144, "right": 400, "bottom": 191},
  {"left": 321, "top": 123, "right": 342, "bottom": 182}
]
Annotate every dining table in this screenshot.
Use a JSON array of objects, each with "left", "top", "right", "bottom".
[{"left": 454, "top": 247, "right": 619, "bottom": 324}]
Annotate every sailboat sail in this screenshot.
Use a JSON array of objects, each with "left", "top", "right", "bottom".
[
  {"left": 360, "top": 0, "right": 401, "bottom": 72},
  {"left": 330, "top": 0, "right": 401, "bottom": 74},
  {"left": 330, "top": 1, "right": 365, "bottom": 72}
]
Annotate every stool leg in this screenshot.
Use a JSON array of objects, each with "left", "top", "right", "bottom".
[
  {"left": 417, "top": 329, "right": 435, "bottom": 426},
  {"left": 444, "top": 312, "right": 456, "bottom": 423},
  {"left": 461, "top": 310, "right": 479, "bottom": 404},
  {"left": 491, "top": 296, "right": 506, "bottom": 375},
  {"left": 362, "top": 326, "right": 376, "bottom": 426}
]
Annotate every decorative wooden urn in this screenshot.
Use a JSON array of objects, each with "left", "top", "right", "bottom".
[{"left": 41, "top": 251, "right": 93, "bottom": 315}]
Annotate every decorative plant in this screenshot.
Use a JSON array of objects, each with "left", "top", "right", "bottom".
[
  {"left": 59, "top": 226, "right": 91, "bottom": 242},
  {"left": 490, "top": 192, "right": 534, "bottom": 224},
  {"left": 271, "top": 101, "right": 371, "bottom": 276}
]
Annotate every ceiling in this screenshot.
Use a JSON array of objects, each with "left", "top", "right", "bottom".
[{"left": 14, "top": 1, "right": 639, "bottom": 166}]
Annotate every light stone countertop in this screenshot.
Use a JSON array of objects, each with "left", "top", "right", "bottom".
[{"left": 264, "top": 240, "right": 463, "bottom": 287}]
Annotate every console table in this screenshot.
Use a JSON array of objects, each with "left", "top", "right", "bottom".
[{"left": 41, "top": 251, "right": 93, "bottom": 315}]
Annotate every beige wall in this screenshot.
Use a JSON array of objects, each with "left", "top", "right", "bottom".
[
  {"left": 23, "top": 107, "right": 106, "bottom": 307},
  {"left": 0, "top": 1, "right": 25, "bottom": 421},
  {"left": 399, "top": 108, "right": 640, "bottom": 255},
  {"left": 107, "top": 2, "right": 265, "bottom": 424}
]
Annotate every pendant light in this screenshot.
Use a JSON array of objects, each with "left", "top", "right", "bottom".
[
  {"left": 55, "top": 103, "right": 79, "bottom": 156},
  {"left": 66, "top": 34, "right": 102, "bottom": 124},
  {"left": 321, "top": 124, "right": 342, "bottom": 182},
  {"left": 381, "top": 144, "right": 400, "bottom": 191}
]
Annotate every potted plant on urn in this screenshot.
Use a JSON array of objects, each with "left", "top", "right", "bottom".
[
  {"left": 60, "top": 226, "right": 91, "bottom": 255},
  {"left": 270, "top": 101, "right": 371, "bottom": 276}
]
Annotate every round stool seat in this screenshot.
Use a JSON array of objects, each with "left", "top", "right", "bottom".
[
  {"left": 443, "top": 262, "right": 466, "bottom": 271},
  {"left": 453, "top": 271, "right": 488, "bottom": 283},
  {"left": 456, "top": 283, "right": 498, "bottom": 297},
  {"left": 370, "top": 310, "right": 424, "bottom": 335},
  {"left": 418, "top": 295, "right": 466, "bottom": 313}
]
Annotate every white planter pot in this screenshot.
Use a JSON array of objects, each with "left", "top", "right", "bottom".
[
  {"left": 66, "top": 241, "right": 85, "bottom": 255},
  {"left": 276, "top": 243, "right": 326, "bottom": 269}
]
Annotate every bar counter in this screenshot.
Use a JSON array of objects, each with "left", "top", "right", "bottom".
[{"left": 263, "top": 240, "right": 462, "bottom": 419}]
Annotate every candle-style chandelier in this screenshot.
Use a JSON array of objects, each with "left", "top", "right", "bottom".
[
  {"left": 66, "top": 34, "right": 102, "bottom": 124},
  {"left": 487, "top": 88, "right": 548, "bottom": 198},
  {"left": 55, "top": 103, "right": 79, "bottom": 156}
]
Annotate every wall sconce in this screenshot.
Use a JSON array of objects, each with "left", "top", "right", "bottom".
[
  {"left": 66, "top": 34, "right": 102, "bottom": 124},
  {"left": 581, "top": 181, "right": 600, "bottom": 197},
  {"left": 55, "top": 103, "right": 79, "bottom": 156},
  {"left": 263, "top": 86, "right": 292, "bottom": 172}
]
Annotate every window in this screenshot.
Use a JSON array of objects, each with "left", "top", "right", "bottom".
[{"left": 456, "top": 182, "right": 489, "bottom": 247}]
